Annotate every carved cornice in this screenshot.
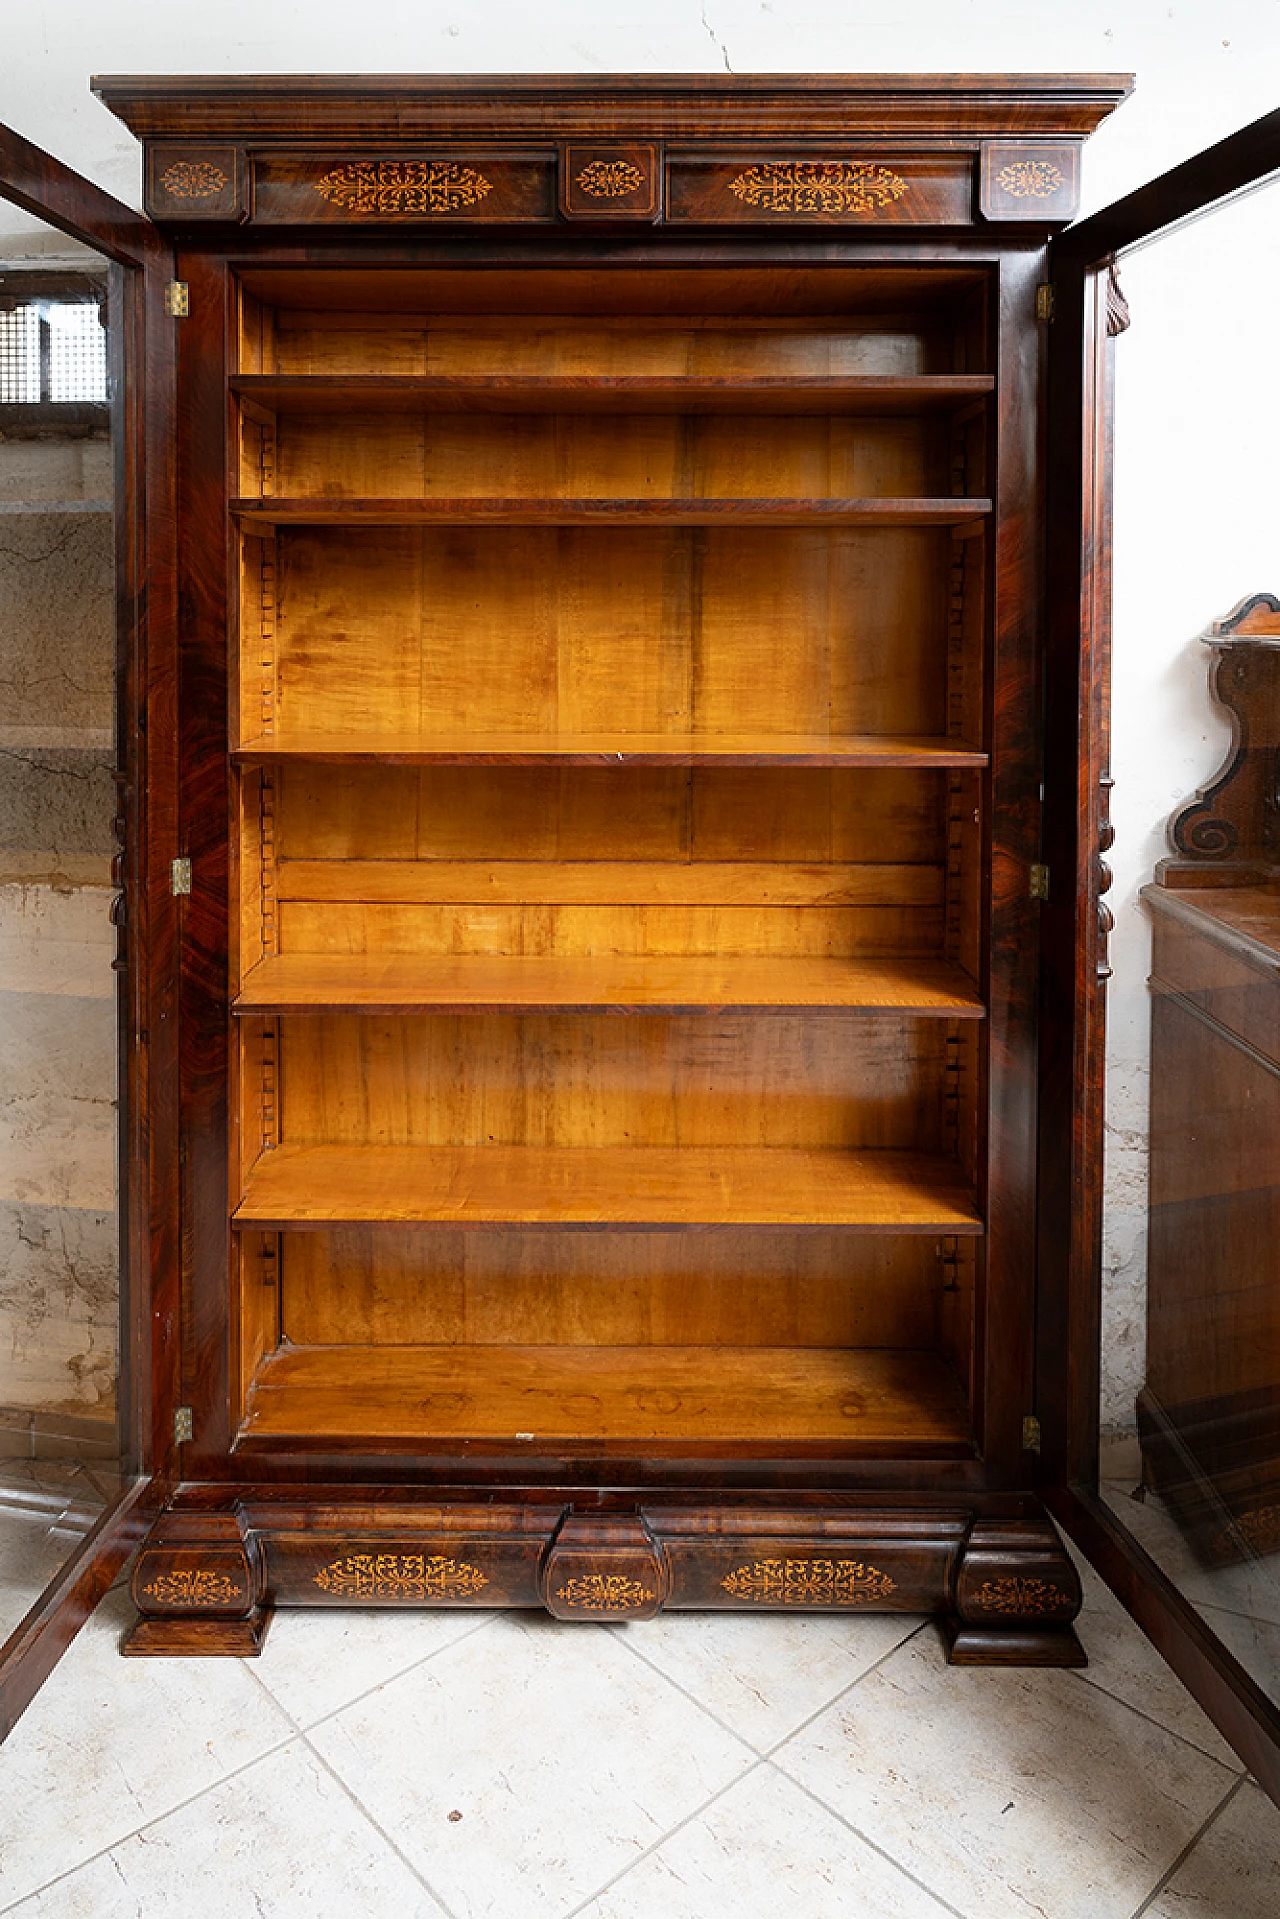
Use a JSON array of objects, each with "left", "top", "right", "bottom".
[{"left": 92, "top": 73, "right": 1134, "bottom": 143}]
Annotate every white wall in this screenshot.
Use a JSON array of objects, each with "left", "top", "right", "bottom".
[
  {"left": 0, "top": 0, "right": 1276, "bottom": 1431},
  {"left": 0, "top": 0, "right": 1276, "bottom": 223}
]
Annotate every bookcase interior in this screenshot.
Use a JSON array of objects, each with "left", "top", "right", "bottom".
[{"left": 226, "top": 261, "right": 991, "bottom": 1456}]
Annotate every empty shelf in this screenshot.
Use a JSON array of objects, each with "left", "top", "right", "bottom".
[
  {"left": 234, "top": 952, "right": 986, "bottom": 1016},
  {"left": 230, "top": 495, "right": 992, "bottom": 530},
  {"left": 233, "top": 729, "right": 988, "bottom": 767},
  {"left": 240, "top": 1342, "right": 974, "bottom": 1448},
  {"left": 233, "top": 1144, "right": 983, "bottom": 1233},
  {"left": 230, "top": 372, "right": 995, "bottom": 416}
]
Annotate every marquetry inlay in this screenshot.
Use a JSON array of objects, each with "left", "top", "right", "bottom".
[
  {"left": 971, "top": 1576, "right": 1067, "bottom": 1614},
  {"left": 575, "top": 158, "right": 645, "bottom": 198},
  {"left": 312, "top": 1552, "right": 489, "bottom": 1599},
  {"left": 554, "top": 1573, "right": 656, "bottom": 1611},
  {"left": 141, "top": 1568, "right": 245, "bottom": 1608},
  {"left": 159, "top": 160, "right": 228, "bottom": 198},
  {"left": 314, "top": 160, "right": 493, "bottom": 216},
  {"left": 994, "top": 159, "right": 1065, "bottom": 199},
  {"left": 720, "top": 1557, "right": 897, "bottom": 1604},
  {"left": 728, "top": 160, "right": 909, "bottom": 216}
]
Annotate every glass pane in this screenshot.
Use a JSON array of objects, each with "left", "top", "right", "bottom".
[
  {"left": 0, "top": 207, "right": 120, "bottom": 1645},
  {"left": 1100, "top": 172, "right": 1280, "bottom": 1702}
]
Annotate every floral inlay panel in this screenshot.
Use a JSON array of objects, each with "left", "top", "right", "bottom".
[
  {"left": 314, "top": 161, "right": 493, "bottom": 217},
  {"left": 720, "top": 1557, "right": 897, "bottom": 1604},
  {"left": 728, "top": 161, "right": 908, "bottom": 217},
  {"left": 313, "top": 1553, "right": 489, "bottom": 1600}
]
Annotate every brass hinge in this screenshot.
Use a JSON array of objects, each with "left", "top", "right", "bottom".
[
  {"left": 170, "top": 856, "right": 192, "bottom": 896},
  {"left": 1036, "top": 283, "right": 1055, "bottom": 323},
  {"left": 164, "top": 280, "right": 189, "bottom": 318},
  {"left": 174, "top": 1406, "right": 194, "bottom": 1444},
  {"left": 1022, "top": 1413, "right": 1042, "bottom": 1454},
  {"left": 1029, "top": 862, "right": 1049, "bottom": 901}
]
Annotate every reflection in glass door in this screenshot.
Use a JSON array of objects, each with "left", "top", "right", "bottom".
[
  {"left": 0, "top": 211, "right": 120, "bottom": 1647},
  {"left": 1099, "top": 173, "right": 1280, "bottom": 1704}
]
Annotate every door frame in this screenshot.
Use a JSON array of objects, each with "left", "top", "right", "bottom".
[
  {"left": 0, "top": 121, "right": 176, "bottom": 1742},
  {"left": 1037, "top": 106, "right": 1280, "bottom": 1801}
]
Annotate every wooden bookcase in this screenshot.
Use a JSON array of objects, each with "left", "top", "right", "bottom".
[{"left": 87, "top": 74, "right": 1130, "bottom": 1657}]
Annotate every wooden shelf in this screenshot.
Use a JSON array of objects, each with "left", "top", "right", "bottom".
[
  {"left": 230, "top": 372, "right": 995, "bottom": 417},
  {"left": 234, "top": 952, "right": 986, "bottom": 1016},
  {"left": 230, "top": 496, "right": 992, "bottom": 531},
  {"left": 240, "top": 1342, "right": 973, "bottom": 1447},
  {"left": 233, "top": 730, "right": 987, "bottom": 768},
  {"left": 233, "top": 1144, "right": 982, "bottom": 1232}
]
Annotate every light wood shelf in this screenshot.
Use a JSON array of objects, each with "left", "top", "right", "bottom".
[
  {"left": 233, "top": 730, "right": 987, "bottom": 768},
  {"left": 230, "top": 372, "right": 995, "bottom": 416},
  {"left": 233, "top": 1143, "right": 982, "bottom": 1232},
  {"left": 240, "top": 1341, "right": 973, "bottom": 1447},
  {"left": 230, "top": 496, "right": 992, "bottom": 531},
  {"left": 234, "top": 952, "right": 986, "bottom": 1016}
]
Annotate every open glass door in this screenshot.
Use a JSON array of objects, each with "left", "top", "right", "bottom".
[
  {"left": 1041, "top": 107, "right": 1280, "bottom": 1800},
  {"left": 0, "top": 124, "right": 174, "bottom": 1740}
]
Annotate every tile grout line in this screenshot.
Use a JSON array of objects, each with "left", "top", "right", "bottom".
[
  {"left": 759, "top": 1616, "right": 934, "bottom": 1762},
  {"left": 767, "top": 1764, "right": 972, "bottom": 1919},
  {"left": 299, "top": 1729, "right": 461, "bottom": 1919},
  {"left": 563, "top": 1618, "right": 938, "bottom": 1918},
  {"left": 1064, "top": 1664, "right": 1248, "bottom": 1774},
  {"left": 609, "top": 1611, "right": 930, "bottom": 1764},
  {"left": 1125, "top": 1773, "right": 1248, "bottom": 1919},
  {"left": 0, "top": 1729, "right": 301, "bottom": 1917},
  {"left": 252, "top": 1608, "right": 502, "bottom": 1739},
  {"left": 240, "top": 1639, "right": 462, "bottom": 1919},
  {"left": 560, "top": 1756, "right": 771, "bottom": 1919}
]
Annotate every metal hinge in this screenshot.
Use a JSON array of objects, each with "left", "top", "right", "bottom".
[
  {"left": 174, "top": 1406, "right": 194, "bottom": 1444},
  {"left": 170, "top": 856, "right": 192, "bottom": 896},
  {"left": 1022, "top": 1414, "right": 1042, "bottom": 1454},
  {"left": 1036, "top": 283, "right": 1055, "bottom": 323},
  {"left": 1029, "top": 862, "right": 1049, "bottom": 901},
  {"left": 164, "top": 280, "right": 189, "bottom": 318}
]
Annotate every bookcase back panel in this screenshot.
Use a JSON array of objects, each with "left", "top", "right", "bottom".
[
  {"left": 273, "top": 1012, "right": 951, "bottom": 1151},
  {"left": 256, "top": 526, "right": 950, "bottom": 742},
  {"left": 266, "top": 413, "right": 948, "bottom": 500},
  {"left": 277, "top": 1228, "right": 946, "bottom": 1350},
  {"left": 258, "top": 762, "right": 952, "bottom": 963},
  {"left": 276, "top": 764, "right": 947, "bottom": 863}
]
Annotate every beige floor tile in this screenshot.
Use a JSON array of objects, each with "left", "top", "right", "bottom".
[
  {"left": 6, "top": 1739, "right": 446, "bottom": 1917},
  {"left": 614, "top": 1609, "right": 926, "bottom": 1750},
  {"left": 308, "top": 1611, "right": 754, "bottom": 1919},
  {"left": 581, "top": 1762, "right": 954, "bottom": 1918},
  {"left": 1068, "top": 1551, "right": 1242, "bottom": 1765},
  {"left": 775, "top": 1627, "right": 1237, "bottom": 1919},
  {"left": 250, "top": 1603, "right": 499, "bottom": 1728},
  {"left": 0, "top": 1587, "right": 293, "bottom": 1907},
  {"left": 1145, "top": 1779, "right": 1280, "bottom": 1916}
]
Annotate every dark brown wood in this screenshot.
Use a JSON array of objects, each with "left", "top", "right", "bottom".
[
  {"left": 1039, "top": 96, "right": 1280, "bottom": 1802},
  {"left": 0, "top": 1479, "right": 161, "bottom": 1741},
  {"left": 228, "top": 372, "right": 995, "bottom": 415},
  {"left": 1051, "top": 1483, "right": 1280, "bottom": 1807},
  {"left": 978, "top": 143, "right": 1080, "bottom": 222},
  {"left": 92, "top": 73, "right": 1134, "bottom": 145},
  {"left": 74, "top": 74, "right": 1139, "bottom": 1689},
  {"left": 1053, "top": 105, "right": 1280, "bottom": 269}
]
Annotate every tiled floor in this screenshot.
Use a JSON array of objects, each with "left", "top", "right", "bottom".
[
  {"left": 0, "top": 1463, "right": 116, "bottom": 1645},
  {"left": 2, "top": 1544, "right": 1279, "bottom": 1918}
]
